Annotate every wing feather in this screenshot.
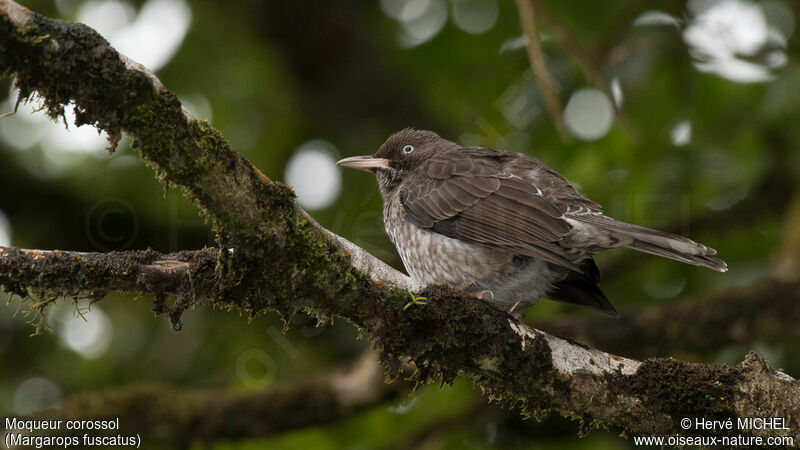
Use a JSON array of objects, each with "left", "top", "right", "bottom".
[
  {"left": 401, "top": 153, "right": 580, "bottom": 270},
  {"left": 440, "top": 218, "right": 578, "bottom": 270},
  {"left": 441, "top": 182, "right": 480, "bottom": 208}
]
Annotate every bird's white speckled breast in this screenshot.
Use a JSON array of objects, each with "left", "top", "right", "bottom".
[{"left": 384, "top": 200, "right": 512, "bottom": 287}]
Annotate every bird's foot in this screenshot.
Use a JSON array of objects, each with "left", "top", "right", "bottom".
[
  {"left": 466, "top": 289, "right": 494, "bottom": 301},
  {"left": 507, "top": 301, "right": 524, "bottom": 321}
]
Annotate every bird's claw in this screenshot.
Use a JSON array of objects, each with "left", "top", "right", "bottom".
[
  {"left": 467, "top": 289, "right": 494, "bottom": 301},
  {"left": 507, "top": 300, "right": 524, "bottom": 320}
]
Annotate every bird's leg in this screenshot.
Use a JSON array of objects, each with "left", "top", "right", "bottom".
[
  {"left": 459, "top": 283, "right": 523, "bottom": 317},
  {"left": 507, "top": 301, "right": 525, "bottom": 320},
  {"left": 457, "top": 281, "right": 495, "bottom": 301},
  {"left": 467, "top": 289, "right": 494, "bottom": 300}
]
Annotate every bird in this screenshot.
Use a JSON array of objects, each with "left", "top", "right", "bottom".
[{"left": 336, "top": 128, "right": 726, "bottom": 316}]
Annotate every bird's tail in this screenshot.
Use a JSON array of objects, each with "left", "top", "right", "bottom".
[{"left": 572, "top": 215, "right": 728, "bottom": 272}]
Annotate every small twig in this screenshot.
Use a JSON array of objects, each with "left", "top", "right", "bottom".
[
  {"left": 532, "top": 1, "right": 637, "bottom": 137},
  {"left": 514, "top": 0, "right": 569, "bottom": 141},
  {"left": 533, "top": 2, "right": 603, "bottom": 91},
  {"left": 594, "top": 0, "right": 655, "bottom": 56},
  {"left": 772, "top": 189, "right": 800, "bottom": 281},
  {"left": 604, "top": 34, "right": 664, "bottom": 68}
]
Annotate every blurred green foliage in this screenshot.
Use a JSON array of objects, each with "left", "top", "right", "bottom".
[{"left": 1, "top": 0, "right": 799, "bottom": 448}]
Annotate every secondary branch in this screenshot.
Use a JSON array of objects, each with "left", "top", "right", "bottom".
[
  {"left": 0, "top": 246, "right": 216, "bottom": 331},
  {"left": 514, "top": 0, "right": 569, "bottom": 140},
  {"left": 18, "top": 352, "right": 401, "bottom": 444}
]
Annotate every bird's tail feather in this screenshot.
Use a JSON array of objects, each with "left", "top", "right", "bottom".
[
  {"left": 548, "top": 259, "right": 618, "bottom": 316},
  {"left": 574, "top": 215, "right": 728, "bottom": 272}
]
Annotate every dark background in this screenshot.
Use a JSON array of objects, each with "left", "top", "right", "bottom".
[{"left": 1, "top": 0, "right": 798, "bottom": 448}]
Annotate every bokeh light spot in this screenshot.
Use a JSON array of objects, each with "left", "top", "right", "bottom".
[
  {"left": 610, "top": 77, "right": 623, "bottom": 109},
  {"left": 761, "top": 0, "right": 795, "bottom": 40},
  {"left": 235, "top": 349, "right": 277, "bottom": 389},
  {"left": 13, "top": 377, "right": 62, "bottom": 414},
  {"left": 398, "top": 0, "right": 448, "bottom": 47},
  {"left": 563, "top": 88, "right": 614, "bottom": 141},
  {"left": 0, "top": 90, "right": 105, "bottom": 155},
  {"left": 670, "top": 120, "right": 692, "bottom": 147},
  {"left": 381, "top": 0, "right": 431, "bottom": 21},
  {"left": 498, "top": 35, "right": 527, "bottom": 54},
  {"left": 0, "top": 0, "right": 192, "bottom": 168},
  {"left": 78, "top": 0, "right": 192, "bottom": 72},
  {"left": 76, "top": 0, "right": 136, "bottom": 39},
  {"left": 451, "top": 0, "right": 499, "bottom": 35},
  {"left": 387, "top": 396, "right": 419, "bottom": 414},
  {"left": 684, "top": 0, "right": 783, "bottom": 83},
  {"left": 179, "top": 93, "right": 213, "bottom": 122},
  {"left": 632, "top": 10, "right": 681, "bottom": 28},
  {"left": 643, "top": 278, "right": 687, "bottom": 299},
  {"left": 706, "top": 186, "right": 749, "bottom": 211},
  {"left": 51, "top": 304, "right": 113, "bottom": 360},
  {"left": 284, "top": 141, "right": 342, "bottom": 210},
  {"left": 686, "top": 0, "right": 768, "bottom": 58}
]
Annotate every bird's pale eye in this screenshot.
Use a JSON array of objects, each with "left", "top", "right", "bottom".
[{"left": 402, "top": 145, "right": 414, "bottom": 154}]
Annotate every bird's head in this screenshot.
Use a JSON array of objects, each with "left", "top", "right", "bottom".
[{"left": 337, "top": 128, "right": 458, "bottom": 196}]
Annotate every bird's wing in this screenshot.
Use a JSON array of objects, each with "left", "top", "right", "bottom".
[
  {"left": 400, "top": 150, "right": 581, "bottom": 270},
  {"left": 502, "top": 152, "right": 604, "bottom": 215}
]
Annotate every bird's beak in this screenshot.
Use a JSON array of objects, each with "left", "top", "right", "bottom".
[{"left": 336, "top": 155, "right": 390, "bottom": 173}]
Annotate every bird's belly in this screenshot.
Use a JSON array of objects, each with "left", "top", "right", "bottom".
[{"left": 386, "top": 220, "right": 512, "bottom": 287}]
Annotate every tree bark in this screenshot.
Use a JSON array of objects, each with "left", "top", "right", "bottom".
[{"left": 1, "top": 0, "right": 798, "bottom": 444}]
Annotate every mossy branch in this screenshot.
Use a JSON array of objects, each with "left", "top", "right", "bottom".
[
  {"left": 0, "top": 246, "right": 216, "bottom": 331},
  {"left": 1, "top": 1, "right": 799, "bottom": 444}
]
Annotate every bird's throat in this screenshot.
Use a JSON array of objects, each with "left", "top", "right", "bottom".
[{"left": 375, "top": 168, "right": 404, "bottom": 199}]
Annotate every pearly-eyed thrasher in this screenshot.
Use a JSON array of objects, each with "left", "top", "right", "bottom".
[{"left": 337, "top": 129, "right": 726, "bottom": 316}]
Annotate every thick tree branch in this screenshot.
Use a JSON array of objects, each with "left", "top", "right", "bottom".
[
  {"left": 2, "top": 1, "right": 799, "bottom": 443},
  {"left": 7, "top": 246, "right": 798, "bottom": 363}
]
